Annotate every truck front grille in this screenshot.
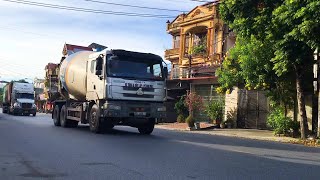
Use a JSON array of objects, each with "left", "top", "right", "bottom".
[
  {"left": 123, "top": 93, "right": 154, "bottom": 98},
  {"left": 21, "top": 103, "right": 32, "bottom": 109},
  {"left": 122, "top": 87, "right": 155, "bottom": 92}
]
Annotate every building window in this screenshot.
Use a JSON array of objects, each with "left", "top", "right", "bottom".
[
  {"left": 193, "top": 33, "right": 206, "bottom": 46},
  {"left": 185, "top": 35, "right": 190, "bottom": 54},
  {"left": 173, "top": 35, "right": 180, "bottom": 48},
  {"left": 90, "top": 60, "right": 96, "bottom": 73}
]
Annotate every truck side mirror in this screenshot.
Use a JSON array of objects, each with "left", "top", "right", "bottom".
[
  {"left": 163, "top": 67, "right": 168, "bottom": 79},
  {"left": 95, "top": 56, "right": 103, "bottom": 76}
]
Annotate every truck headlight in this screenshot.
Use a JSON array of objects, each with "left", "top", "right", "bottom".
[
  {"left": 14, "top": 102, "right": 20, "bottom": 108},
  {"left": 32, "top": 104, "right": 37, "bottom": 108},
  {"left": 157, "top": 106, "right": 166, "bottom": 112},
  {"left": 104, "top": 104, "right": 121, "bottom": 110}
]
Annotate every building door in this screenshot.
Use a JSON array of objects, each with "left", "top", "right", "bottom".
[{"left": 242, "top": 90, "right": 269, "bottom": 129}]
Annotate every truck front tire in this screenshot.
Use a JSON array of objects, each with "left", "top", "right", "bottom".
[
  {"left": 53, "top": 105, "right": 61, "bottom": 126},
  {"left": 138, "top": 118, "right": 155, "bottom": 135},
  {"left": 89, "top": 104, "right": 104, "bottom": 134}
]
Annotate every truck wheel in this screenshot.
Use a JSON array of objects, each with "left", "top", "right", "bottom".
[
  {"left": 33, "top": 113, "right": 36, "bottom": 117},
  {"left": 53, "top": 105, "right": 61, "bottom": 126},
  {"left": 138, "top": 118, "right": 155, "bottom": 135},
  {"left": 89, "top": 104, "right": 104, "bottom": 133},
  {"left": 60, "top": 105, "right": 68, "bottom": 128}
]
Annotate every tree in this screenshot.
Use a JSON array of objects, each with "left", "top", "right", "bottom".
[
  {"left": 219, "top": 0, "right": 318, "bottom": 139},
  {"left": 0, "top": 87, "right": 3, "bottom": 104},
  {"left": 217, "top": 36, "right": 296, "bottom": 114},
  {"left": 16, "top": 79, "right": 28, "bottom": 83}
]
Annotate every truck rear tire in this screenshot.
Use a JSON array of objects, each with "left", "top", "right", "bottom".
[
  {"left": 138, "top": 118, "right": 155, "bottom": 135},
  {"left": 89, "top": 104, "right": 104, "bottom": 134},
  {"left": 53, "top": 105, "right": 61, "bottom": 126}
]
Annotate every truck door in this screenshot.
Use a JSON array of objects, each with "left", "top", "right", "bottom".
[{"left": 86, "top": 57, "right": 105, "bottom": 101}]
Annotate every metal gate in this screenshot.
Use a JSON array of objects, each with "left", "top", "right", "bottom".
[{"left": 238, "top": 90, "right": 269, "bottom": 129}]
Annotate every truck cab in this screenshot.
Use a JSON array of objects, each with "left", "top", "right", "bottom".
[
  {"left": 9, "top": 83, "right": 36, "bottom": 116},
  {"left": 88, "top": 50, "right": 168, "bottom": 133}
]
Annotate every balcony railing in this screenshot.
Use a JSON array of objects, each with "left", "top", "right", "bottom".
[
  {"left": 167, "top": 23, "right": 180, "bottom": 31},
  {"left": 170, "top": 65, "right": 218, "bottom": 80},
  {"left": 170, "top": 68, "right": 189, "bottom": 79},
  {"left": 165, "top": 48, "right": 180, "bottom": 58}
]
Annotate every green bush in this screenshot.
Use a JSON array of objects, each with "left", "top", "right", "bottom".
[
  {"left": 192, "top": 44, "right": 206, "bottom": 54},
  {"left": 267, "top": 106, "right": 293, "bottom": 135},
  {"left": 174, "top": 96, "right": 189, "bottom": 117},
  {"left": 205, "top": 99, "right": 224, "bottom": 124},
  {"left": 289, "top": 120, "right": 300, "bottom": 132},
  {"left": 177, "top": 114, "right": 186, "bottom": 123},
  {"left": 186, "top": 115, "right": 195, "bottom": 128}
]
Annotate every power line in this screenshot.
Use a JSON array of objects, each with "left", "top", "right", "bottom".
[
  {"left": 189, "top": 0, "right": 212, "bottom": 3},
  {"left": 84, "top": 0, "right": 186, "bottom": 12},
  {"left": 1, "top": 0, "right": 175, "bottom": 18},
  {"left": 0, "top": 25, "right": 61, "bottom": 39}
]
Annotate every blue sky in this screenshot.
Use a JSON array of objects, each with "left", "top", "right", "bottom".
[{"left": 0, "top": 0, "right": 204, "bottom": 82}]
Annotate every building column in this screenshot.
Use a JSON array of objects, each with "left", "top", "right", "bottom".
[
  {"left": 207, "top": 27, "right": 212, "bottom": 57},
  {"left": 179, "top": 32, "right": 185, "bottom": 65}
]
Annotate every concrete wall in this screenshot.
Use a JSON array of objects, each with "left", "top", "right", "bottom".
[{"left": 224, "top": 87, "right": 239, "bottom": 124}]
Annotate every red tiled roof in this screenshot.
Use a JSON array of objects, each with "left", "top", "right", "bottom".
[
  {"left": 63, "top": 44, "right": 92, "bottom": 55},
  {"left": 45, "top": 63, "right": 58, "bottom": 70}
]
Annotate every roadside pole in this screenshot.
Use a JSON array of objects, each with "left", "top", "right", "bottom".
[{"left": 314, "top": 48, "right": 320, "bottom": 137}]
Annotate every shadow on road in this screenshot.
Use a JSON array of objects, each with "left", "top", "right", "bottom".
[{"left": 69, "top": 125, "right": 162, "bottom": 139}]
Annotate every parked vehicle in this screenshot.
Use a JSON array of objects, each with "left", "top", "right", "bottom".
[
  {"left": 2, "top": 82, "right": 37, "bottom": 116},
  {"left": 52, "top": 48, "right": 168, "bottom": 134}
]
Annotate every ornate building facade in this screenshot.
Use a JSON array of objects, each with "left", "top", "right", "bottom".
[
  {"left": 166, "top": 2, "right": 234, "bottom": 96},
  {"left": 165, "top": 1, "right": 236, "bottom": 121}
]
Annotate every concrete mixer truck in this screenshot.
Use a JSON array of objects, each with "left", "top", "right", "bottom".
[{"left": 52, "top": 49, "right": 168, "bottom": 134}]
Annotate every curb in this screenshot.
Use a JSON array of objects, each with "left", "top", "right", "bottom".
[{"left": 155, "top": 125, "right": 320, "bottom": 147}]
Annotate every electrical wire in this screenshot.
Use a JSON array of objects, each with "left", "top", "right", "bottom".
[
  {"left": 84, "top": 0, "right": 186, "bottom": 12},
  {"left": 190, "top": 0, "right": 212, "bottom": 3},
  {"left": 0, "top": 0, "right": 176, "bottom": 18}
]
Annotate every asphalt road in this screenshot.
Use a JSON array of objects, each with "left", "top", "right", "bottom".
[{"left": 0, "top": 110, "right": 320, "bottom": 180}]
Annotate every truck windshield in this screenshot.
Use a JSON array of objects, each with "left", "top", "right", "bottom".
[
  {"left": 107, "top": 55, "right": 164, "bottom": 80},
  {"left": 16, "top": 93, "right": 34, "bottom": 99}
]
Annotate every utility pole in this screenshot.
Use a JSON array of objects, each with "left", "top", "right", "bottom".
[
  {"left": 188, "top": 54, "right": 192, "bottom": 78},
  {"left": 313, "top": 48, "right": 319, "bottom": 135},
  {"left": 314, "top": 48, "right": 320, "bottom": 137}
]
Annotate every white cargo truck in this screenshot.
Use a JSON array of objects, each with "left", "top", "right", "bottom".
[
  {"left": 2, "top": 82, "right": 37, "bottom": 116},
  {"left": 52, "top": 49, "right": 167, "bottom": 134}
]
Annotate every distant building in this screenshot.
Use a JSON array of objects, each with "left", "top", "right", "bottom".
[
  {"left": 62, "top": 43, "right": 108, "bottom": 56},
  {"left": 34, "top": 78, "right": 45, "bottom": 111},
  {"left": 44, "top": 63, "right": 59, "bottom": 101},
  {"left": 62, "top": 44, "right": 93, "bottom": 56}
]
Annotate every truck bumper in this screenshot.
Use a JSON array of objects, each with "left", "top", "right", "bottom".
[
  {"left": 102, "top": 101, "right": 166, "bottom": 120},
  {"left": 12, "top": 108, "right": 37, "bottom": 115}
]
